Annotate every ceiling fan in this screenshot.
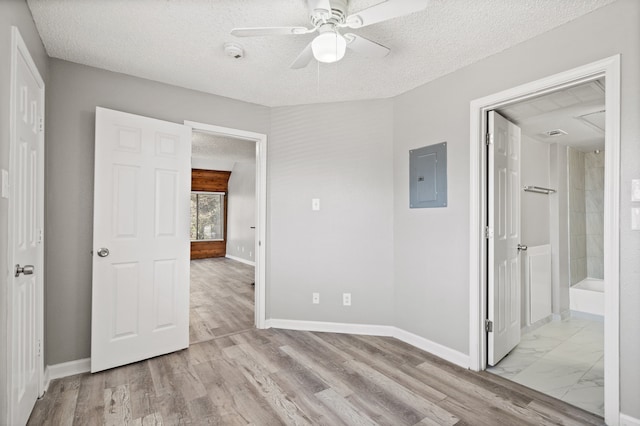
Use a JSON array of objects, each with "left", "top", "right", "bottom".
[{"left": 230, "top": 0, "right": 428, "bottom": 69}]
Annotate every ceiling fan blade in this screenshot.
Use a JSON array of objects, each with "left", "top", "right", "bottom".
[
  {"left": 307, "top": 0, "right": 332, "bottom": 18},
  {"left": 231, "top": 27, "right": 314, "bottom": 37},
  {"left": 343, "top": 0, "right": 428, "bottom": 29},
  {"left": 344, "top": 33, "right": 390, "bottom": 58},
  {"left": 290, "top": 43, "right": 314, "bottom": 69}
]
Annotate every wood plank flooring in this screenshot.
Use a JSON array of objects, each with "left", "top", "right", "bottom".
[
  {"left": 29, "top": 328, "right": 604, "bottom": 425},
  {"left": 29, "top": 258, "right": 604, "bottom": 425},
  {"left": 189, "top": 258, "right": 255, "bottom": 344}
]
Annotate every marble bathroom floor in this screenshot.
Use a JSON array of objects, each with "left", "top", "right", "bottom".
[{"left": 487, "top": 316, "right": 604, "bottom": 416}]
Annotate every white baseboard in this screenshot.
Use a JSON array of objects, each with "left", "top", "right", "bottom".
[
  {"left": 621, "top": 413, "right": 640, "bottom": 426},
  {"left": 392, "top": 327, "right": 469, "bottom": 369},
  {"left": 265, "top": 319, "right": 470, "bottom": 369},
  {"left": 225, "top": 254, "right": 255, "bottom": 267},
  {"left": 266, "top": 319, "right": 394, "bottom": 336},
  {"left": 43, "top": 358, "right": 91, "bottom": 391}
]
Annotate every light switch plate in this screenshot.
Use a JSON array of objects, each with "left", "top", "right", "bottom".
[
  {"left": 1, "top": 169, "right": 8, "bottom": 199},
  {"left": 632, "top": 208, "right": 640, "bottom": 230},
  {"left": 632, "top": 179, "right": 640, "bottom": 202},
  {"left": 312, "top": 198, "right": 320, "bottom": 211}
]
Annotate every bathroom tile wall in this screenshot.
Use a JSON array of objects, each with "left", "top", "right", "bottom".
[
  {"left": 584, "top": 151, "right": 604, "bottom": 279},
  {"left": 569, "top": 148, "right": 587, "bottom": 285}
]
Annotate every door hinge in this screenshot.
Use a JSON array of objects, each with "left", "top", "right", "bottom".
[
  {"left": 485, "top": 319, "right": 493, "bottom": 333},
  {"left": 37, "top": 339, "right": 41, "bottom": 357},
  {"left": 37, "top": 228, "right": 43, "bottom": 244},
  {"left": 486, "top": 133, "right": 493, "bottom": 145},
  {"left": 484, "top": 226, "right": 494, "bottom": 239},
  {"left": 39, "top": 117, "right": 44, "bottom": 133}
]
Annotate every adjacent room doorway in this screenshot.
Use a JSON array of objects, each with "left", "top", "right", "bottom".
[
  {"left": 189, "top": 130, "right": 260, "bottom": 342},
  {"left": 184, "top": 121, "right": 267, "bottom": 332},
  {"left": 468, "top": 56, "right": 620, "bottom": 424},
  {"left": 485, "top": 79, "right": 608, "bottom": 416}
]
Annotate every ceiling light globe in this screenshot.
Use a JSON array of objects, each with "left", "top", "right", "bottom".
[{"left": 311, "top": 32, "right": 347, "bottom": 63}]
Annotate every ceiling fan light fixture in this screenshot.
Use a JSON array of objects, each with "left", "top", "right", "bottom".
[{"left": 311, "top": 31, "right": 347, "bottom": 63}]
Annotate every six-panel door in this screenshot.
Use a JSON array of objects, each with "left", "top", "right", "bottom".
[{"left": 91, "top": 107, "right": 191, "bottom": 373}]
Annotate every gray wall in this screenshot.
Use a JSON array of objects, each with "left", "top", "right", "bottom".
[
  {"left": 392, "top": 0, "right": 639, "bottom": 416},
  {"left": 549, "top": 144, "right": 570, "bottom": 315},
  {"left": 585, "top": 150, "right": 605, "bottom": 279},
  {"left": 45, "top": 59, "right": 269, "bottom": 365},
  {"left": 226, "top": 161, "right": 257, "bottom": 263},
  {"left": 0, "top": 0, "right": 49, "bottom": 422},
  {"left": 521, "top": 135, "right": 551, "bottom": 247},
  {"left": 569, "top": 147, "right": 587, "bottom": 285},
  {"left": 520, "top": 136, "right": 551, "bottom": 325},
  {"left": 269, "top": 100, "right": 395, "bottom": 325}
]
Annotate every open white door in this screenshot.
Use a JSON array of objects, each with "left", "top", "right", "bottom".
[
  {"left": 487, "top": 111, "right": 521, "bottom": 366},
  {"left": 8, "top": 27, "right": 45, "bottom": 425},
  {"left": 91, "top": 107, "right": 191, "bottom": 372}
]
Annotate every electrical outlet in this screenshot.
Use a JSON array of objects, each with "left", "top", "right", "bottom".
[
  {"left": 343, "top": 293, "right": 351, "bottom": 306},
  {"left": 312, "top": 293, "right": 320, "bottom": 304}
]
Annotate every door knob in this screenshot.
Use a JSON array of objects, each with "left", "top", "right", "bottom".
[
  {"left": 97, "top": 248, "right": 110, "bottom": 258},
  {"left": 517, "top": 244, "right": 528, "bottom": 252},
  {"left": 15, "top": 264, "right": 34, "bottom": 277}
]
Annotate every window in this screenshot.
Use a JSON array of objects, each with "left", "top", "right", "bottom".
[{"left": 191, "top": 192, "right": 225, "bottom": 241}]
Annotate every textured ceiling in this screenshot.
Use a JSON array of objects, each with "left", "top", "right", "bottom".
[
  {"left": 27, "top": 0, "right": 616, "bottom": 107},
  {"left": 498, "top": 79, "right": 605, "bottom": 152},
  {"left": 192, "top": 132, "right": 256, "bottom": 162}
]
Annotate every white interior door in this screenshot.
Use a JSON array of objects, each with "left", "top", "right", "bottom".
[
  {"left": 487, "top": 111, "right": 522, "bottom": 366},
  {"left": 9, "top": 27, "right": 45, "bottom": 426},
  {"left": 91, "top": 107, "right": 191, "bottom": 373}
]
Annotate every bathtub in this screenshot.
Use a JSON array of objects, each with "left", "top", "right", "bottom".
[{"left": 570, "top": 278, "right": 604, "bottom": 316}]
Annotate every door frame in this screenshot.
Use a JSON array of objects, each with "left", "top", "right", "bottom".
[
  {"left": 184, "top": 120, "right": 267, "bottom": 329},
  {"left": 468, "top": 55, "right": 620, "bottom": 424},
  {"left": 6, "top": 26, "right": 46, "bottom": 424}
]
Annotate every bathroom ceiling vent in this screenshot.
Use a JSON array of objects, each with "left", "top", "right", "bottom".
[{"left": 542, "top": 129, "right": 568, "bottom": 137}]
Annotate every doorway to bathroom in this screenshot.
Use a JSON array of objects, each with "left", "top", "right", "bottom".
[
  {"left": 468, "top": 56, "right": 620, "bottom": 425},
  {"left": 485, "top": 78, "right": 606, "bottom": 416}
]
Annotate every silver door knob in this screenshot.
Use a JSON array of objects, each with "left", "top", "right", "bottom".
[
  {"left": 517, "top": 244, "right": 528, "bottom": 252},
  {"left": 15, "top": 264, "right": 34, "bottom": 277},
  {"left": 97, "top": 248, "right": 110, "bottom": 258}
]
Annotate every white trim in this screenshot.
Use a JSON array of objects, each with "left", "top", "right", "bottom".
[
  {"left": 468, "top": 55, "right": 620, "bottom": 425},
  {"left": 602, "top": 55, "right": 621, "bottom": 426},
  {"left": 6, "top": 27, "right": 46, "bottom": 426},
  {"left": 266, "top": 319, "right": 395, "bottom": 336},
  {"left": 42, "top": 367, "right": 50, "bottom": 392},
  {"left": 266, "top": 320, "right": 470, "bottom": 369},
  {"left": 184, "top": 121, "right": 267, "bottom": 329},
  {"left": 393, "top": 328, "right": 470, "bottom": 369},
  {"left": 43, "top": 358, "right": 91, "bottom": 391},
  {"left": 225, "top": 254, "right": 256, "bottom": 267},
  {"left": 620, "top": 414, "right": 640, "bottom": 426}
]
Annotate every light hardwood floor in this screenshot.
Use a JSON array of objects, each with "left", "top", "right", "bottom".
[
  {"left": 190, "top": 258, "right": 255, "bottom": 344},
  {"left": 28, "top": 259, "right": 604, "bottom": 425}
]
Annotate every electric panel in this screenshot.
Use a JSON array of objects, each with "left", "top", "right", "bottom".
[{"left": 409, "top": 142, "right": 447, "bottom": 208}]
